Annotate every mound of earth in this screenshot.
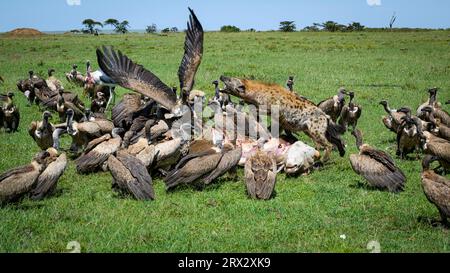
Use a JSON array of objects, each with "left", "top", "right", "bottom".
[{"left": 6, "top": 28, "right": 44, "bottom": 36}]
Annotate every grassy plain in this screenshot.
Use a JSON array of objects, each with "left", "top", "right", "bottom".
[{"left": 0, "top": 31, "right": 449, "bottom": 252}]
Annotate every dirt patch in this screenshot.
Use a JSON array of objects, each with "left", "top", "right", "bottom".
[{"left": 6, "top": 28, "right": 44, "bottom": 37}]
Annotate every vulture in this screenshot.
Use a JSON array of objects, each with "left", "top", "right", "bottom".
[
  {"left": 42, "top": 89, "right": 85, "bottom": 113},
  {"left": 213, "top": 80, "right": 232, "bottom": 109},
  {"left": 112, "top": 93, "right": 145, "bottom": 129},
  {"left": 421, "top": 106, "right": 450, "bottom": 141},
  {"left": 96, "top": 8, "right": 204, "bottom": 117},
  {"left": 46, "top": 68, "right": 64, "bottom": 92},
  {"left": 1, "top": 92, "right": 20, "bottom": 132},
  {"left": 124, "top": 119, "right": 170, "bottom": 148},
  {"left": 318, "top": 87, "right": 348, "bottom": 122},
  {"left": 396, "top": 115, "right": 422, "bottom": 159},
  {"left": 107, "top": 150, "right": 155, "bottom": 200},
  {"left": 338, "top": 91, "right": 362, "bottom": 132},
  {"left": 421, "top": 155, "right": 450, "bottom": 227},
  {"left": 379, "top": 100, "right": 407, "bottom": 133},
  {"left": 286, "top": 76, "right": 294, "bottom": 92},
  {"left": 57, "top": 109, "right": 114, "bottom": 153},
  {"left": 421, "top": 131, "right": 450, "bottom": 173},
  {"left": 282, "top": 141, "right": 320, "bottom": 175},
  {"left": 430, "top": 108, "right": 450, "bottom": 128},
  {"left": 349, "top": 129, "right": 406, "bottom": 193},
  {"left": 121, "top": 116, "right": 156, "bottom": 148},
  {"left": 201, "top": 142, "right": 242, "bottom": 185},
  {"left": 29, "top": 111, "right": 57, "bottom": 150},
  {"left": 245, "top": 149, "right": 277, "bottom": 200},
  {"left": 417, "top": 88, "right": 441, "bottom": 119},
  {"left": 91, "top": 91, "right": 107, "bottom": 114},
  {"left": 30, "top": 150, "right": 67, "bottom": 201},
  {"left": 65, "top": 64, "right": 85, "bottom": 87},
  {"left": 0, "top": 148, "right": 65, "bottom": 205},
  {"left": 163, "top": 142, "right": 226, "bottom": 190},
  {"left": 75, "top": 128, "right": 124, "bottom": 174},
  {"left": 55, "top": 90, "right": 85, "bottom": 122},
  {"left": 16, "top": 71, "right": 46, "bottom": 105}
]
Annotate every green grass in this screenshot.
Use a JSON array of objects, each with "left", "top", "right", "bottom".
[{"left": 0, "top": 31, "right": 449, "bottom": 253}]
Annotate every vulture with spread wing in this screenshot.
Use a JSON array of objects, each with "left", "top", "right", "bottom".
[{"left": 96, "top": 8, "right": 204, "bottom": 116}]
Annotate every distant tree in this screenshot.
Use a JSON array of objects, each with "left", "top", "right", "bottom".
[
  {"left": 279, "top": 21, "right": 296, "bottom": 32},
  {"left": 115, "top": 21, "right": 130, "bottom": 34},
  {"left": 246, "top": 28, "right": 256, "bottom": 32},
  {"left": 350, "top": 22, "right": 365, "bottom": 31},
  {"left": 82, "top": 19, "right": 103, "bottom": 34},
  {"left": 303, "top": 25, "right": 320, "bottom": 32},
  {"left": 161, "top": 28, "right": 171, "bottom": 33},
  {"left": 389, "top": 12, "right": 397, "bottom": 29},
  {"left": 104, "top": 18, "right": 119, "bottom": 28},
  {"left": 220, "top": 25, "right": 241, "bottom": 32},
  {"left": 146, "top": 24, "right": 157, "bottom": 34},
  {"left": 170, "top": 27, "right": 179, "bottom": 32},
  {"left": 104, "top": 19, "right": 130, "bottom": 34},
  {"left": 70, "top": 29, "right": 81, "bottom": 33},
  {"left": 319, "top": 21, "right": 341, "bottom": 32}
]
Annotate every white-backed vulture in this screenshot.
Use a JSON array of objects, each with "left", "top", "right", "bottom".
[
  {"left": 349, "top": 129, "right": 406, "bottom": 193},
  {"left": 318, "top": 87, "right": 347, "bottom": 122},
  {"left": 421, "top": 155, "right": 450, "bottom": 227},
  {"left": 339, "top": 91, "right": 362, "bottom": 132},
  {"left": 75, "top": 128, "right": 124, "bottom": 174},
  {"left": 245, "top": 149, "right": 277, "bottom": 200},
  {"left": 108, "top": 151, "right": 155, "bottom": 200}
]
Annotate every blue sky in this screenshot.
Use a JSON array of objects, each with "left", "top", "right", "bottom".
[{"left": 1, "top": 0, "right": 450, "bottom": 32}]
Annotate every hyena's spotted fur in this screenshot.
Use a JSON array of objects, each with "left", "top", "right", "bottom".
[{"left": 220, "top": 77, "right": 345, "bottom": 162}]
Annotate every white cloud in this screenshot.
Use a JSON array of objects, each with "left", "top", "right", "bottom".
[
  {"left": 367, "top": 0, "right": 381, "bottom": 6},
  {"left": 67, "top": 0, "right": 81, "bottom": 6}
]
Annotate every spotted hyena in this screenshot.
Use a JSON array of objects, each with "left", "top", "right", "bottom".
[{"left": 220, "top": 76, "right": 345, "bottom": 163}]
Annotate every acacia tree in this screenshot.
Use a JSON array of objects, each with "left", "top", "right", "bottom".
[
  {"left": 82, "top": 19, "right": 103, "bottom": 34},
  {"left": 146, "top": 24, "right": 157, "bottom": 33},
  {"left": 104, "top": 18, "right": 119, "bottom": 28},
  {"left": 116, "top": 21, "right": 130, "bottom": 34},
  {"left": 104, "top": 19, "right": 130, "bottom": 34},
  {"left": 279, "top": 21, "right": 296, "bottom": 32}
]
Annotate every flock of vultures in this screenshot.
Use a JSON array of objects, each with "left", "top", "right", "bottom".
[{"left": 0, "top": 9, "right": 449, "bottom": 227}]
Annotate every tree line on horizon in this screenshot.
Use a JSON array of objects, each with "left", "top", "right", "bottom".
[{"left": 70, "top": 13, "right": 448, "bottom": 35}]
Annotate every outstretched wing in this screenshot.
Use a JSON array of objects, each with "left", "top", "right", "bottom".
[
  {"left": 96, "top": 46, "right": 177, "bottom": 110},
  {"left": 178, "top": 8, "right": 204, "bottom": 102}
]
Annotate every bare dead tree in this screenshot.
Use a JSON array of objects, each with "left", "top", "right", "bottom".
[{"left": 389, "top": 12, "right": 397, "bottom": 30}]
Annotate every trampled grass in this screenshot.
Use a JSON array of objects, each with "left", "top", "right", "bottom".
[{"left": 0, "top": 31, "right": 449, "bottom": 252}]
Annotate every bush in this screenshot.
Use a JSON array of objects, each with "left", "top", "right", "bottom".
[{"left": 220, "top": 25, "right": 241, "bottom": 32}]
